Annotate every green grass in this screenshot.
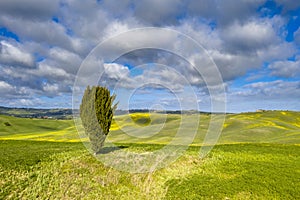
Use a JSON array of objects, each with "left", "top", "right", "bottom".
[
  {"left": 1, "top": 110, "right": 299, "bottom": 144},
  {"left": 0, "top": 115, "right": 80, "bottom": 142},
  {"left": 221, "top": 111, "right": 300, "bottom": 144},
  {"left": 109, "top": 111, "right": 300, "bottom": 144},
  {"left": 0, "top": 140, "right": 299, "bottom": 199},
  {"left": 0, "top": 111, "right": 300, "bottom": 199},
  {"left": 0, "top": 140, "right": 84, "bottom": 171},
  {"left": 165, "top": 144, "right": 300, "bottom": 199}
]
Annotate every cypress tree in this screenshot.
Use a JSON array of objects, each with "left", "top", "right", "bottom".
[{"left": 80, "top": 86, "right": 117, "bottom": 154}]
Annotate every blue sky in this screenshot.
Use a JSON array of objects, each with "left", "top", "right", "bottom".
[{"left": 0, "top": 0, "right": 299, "bottom": 113}]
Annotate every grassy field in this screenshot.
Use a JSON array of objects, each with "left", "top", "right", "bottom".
[
  {"left": 0, "top": 115, "right": 79, "bottom": 142},
  {"left": 108, "top": 111, "right": 300, "bottom": 144},
  {"left": 0, "top": 111, "right": 300, "bottom": 199},
  {"left": 2, "top": 110, "right": 299, "bottom": 144}
]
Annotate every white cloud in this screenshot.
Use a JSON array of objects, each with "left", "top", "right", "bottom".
[
  {"left": 221, "top": 19, "right": 279, "bottom": 54},
  {"left": 134, "top": 65, "right": 188, "bottom": 91},
  {"left": 47, "top": 47, "right": 82, "bottom": 74},
  {"left": 269, "top": 59, "right": 300, "bottom": 78},
  {"left": 0, "top": 80, "right": 14, "bottom": 93},
  {"left": 227, "top": 79, "right": 300, "bottom": 112},
  {"left": 0, "top": 16, "right": 78, "bottom": 53},
  {"left": 187, "top": 0, "right": 266, "bottom": 26},
  {"left": 242, "top": 80, "right": 300, "bottom": 97},
  {"left": 257, "top": 41, "right": 296, "bottom": 61},
  {"left": 99, "top": 28, "right": 179, "bottom": 57},
  {"left": 172, "top": 20, "right": 222, "bottom": 49},
  {"left": 104, "top": 63, "right": 130, "bottom": 79},
  {"left": 43, "top": 83, "right": 59, "bottom": 93},
  {"left": 0, "top": 0, "right": 59, "bottom": 20},
  {"left": 209, "top": 50, "right": 262, "bottom": 81},
  {"left": 18, "top": 99, "right": 35, "bottom": 106},
  {"left": 172, "top": 16, "right": 295, "bottom": 84},
  {"left": 0, "top": 0, "right": 299, "bottom": 110},
  {"left": 103, "top": 21, "right": 132, "bottom": 40},
  {"left": 0, "top": 40, "right": 35, "bottom": 67},
  {"left": 33, "top": 62, "right": 71, "bottom": 81},
  {"left": 133, "top": 0, "right": 183, "bottom": 26},
  {"left": 101, "top": 63, "right": 191, "bottom": 92},
  {"left": 58, "top": 0, "right": 110, "bottom": 43}
]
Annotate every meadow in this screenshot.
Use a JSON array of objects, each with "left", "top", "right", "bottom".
[{"left": 0, "top": 111, "right": 300, "bottom": 199}]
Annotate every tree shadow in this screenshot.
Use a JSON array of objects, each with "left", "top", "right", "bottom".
[{"left": 97, "top": 145, "right": 128, "bottom": 154}]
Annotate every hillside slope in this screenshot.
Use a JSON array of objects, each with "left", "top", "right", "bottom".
[
  {"left": 0, "top": 115, "right": 79, "bottom": 142},
  {"left": 221, "top": 111, "right": 300, "bottom": 144},
  {"left": 109, "top": 111, "right": 300, "bottom": 144},
  {"left": 1, "top": 111, "right": 299, "bottom": 144}
]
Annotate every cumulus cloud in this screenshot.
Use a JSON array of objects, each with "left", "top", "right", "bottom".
[
  {"left": 269, "top": 59, "right": 300, "bottom": 78},
  {"left": 0, "top": 80, "right": 14, "bottom": 94},
  {"left": 0, "top": 40, "right": 35, "bottom": 67},
  {"left": 42, "top": 83, "right": 59, "bottom": 94},
  {"left": 187, "top": 0, "right": 266, "bottom": 26},
  {"left": 221, "top": 19, "right": 279, "bottom": 54},
  {"left": 241, "top": 80, "right": 300, "bottom": 98},
  {"left": 0, "top": 0, "right": 299, "bottom": 111},
  {"left": 133, "top": 0, "right": 183, "bottom": 26},
  {"left": 0, "top": 17, "right": 77, "bottom": 53},
  {"left": 100, "top": 62, "right": 191, "bottom": 92},
  {"left": 133, "top": 64, "right": 189, "bottom": 91},
  {"left": 104, "top": 63, "right": 130, "bottom": 80},
  {"left": 46, "top": 47, "right": 82, "bottom": 74},
  {"left": 0, "top": 0, "right": 59, "bottom": 20},
  {"left": 171, "top": 16, "right": 295, "bottom": 84},
  {"left": 33, "top": 62, "right": 71, "bottom": 81},
  {"left": 58, "top": 0, "right": 112, "bottom": 44}
]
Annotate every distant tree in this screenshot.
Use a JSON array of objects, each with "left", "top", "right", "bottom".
[{"left": 80, "top": 86, "right": 117, "bottom": 154}]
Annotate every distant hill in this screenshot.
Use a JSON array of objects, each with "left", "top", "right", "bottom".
[
  {"left": 0, "top": 106, "right": 223, "bottom": 119},
  {"left": 0, "top": 106, "right": 73, "bottom": 119},
  {"left": 116, "top": 109, "right": 225, "bottom": 115}
]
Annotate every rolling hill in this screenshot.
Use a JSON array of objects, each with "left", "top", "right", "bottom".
[
  {"left": 1, "top": 110, "right": 299, "bottom": 144},
  {"left": 0, "top": 115, "right": 79, "bottom": 142},
  {"left": 1, "top": 110, "right": 299, "bottom": 199}
]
